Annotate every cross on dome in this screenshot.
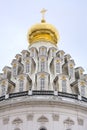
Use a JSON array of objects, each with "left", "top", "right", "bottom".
[
  {"left": 40, "top": 8, "right": 47, "bottom": 22},
  {"left": 27, "top": 9, "right": 59, "bottom": 45}
]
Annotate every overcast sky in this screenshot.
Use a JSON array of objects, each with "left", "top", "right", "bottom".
[{"left": 0, "top": 0, "right": 87, "bottom": 73}]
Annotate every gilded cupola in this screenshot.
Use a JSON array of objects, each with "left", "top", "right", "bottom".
[{"left": 27, "top": 9, "right": 60, "bottom": 46}]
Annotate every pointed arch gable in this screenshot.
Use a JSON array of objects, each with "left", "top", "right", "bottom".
[
  {"left": 64, "top": 117, "right": 74, "bottom": 125},
  {"left": 37, "top": 115, "right": 48, "bottom": 122}
]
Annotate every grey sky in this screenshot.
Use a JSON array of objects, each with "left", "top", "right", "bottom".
[{"left": 0, "top": 0, "right": 87, "bottom": 72}]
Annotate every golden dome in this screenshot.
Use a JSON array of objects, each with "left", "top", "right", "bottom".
[{"left": 27, "top": 20, "right": 60, "bottom": 46}]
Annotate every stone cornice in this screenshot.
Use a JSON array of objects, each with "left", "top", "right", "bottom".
[{"left": 0, "top": 95, "right": 87, "bottom": 113}]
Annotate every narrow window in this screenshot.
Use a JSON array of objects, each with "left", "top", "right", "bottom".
[
  {"left": 81, "top": 86, "right": 85, "bottom": 96},
  {"left": 60, "top": 54, "right": 64, "bottom": 62},
  {"left": 41, "top": 61, "right": 45, "bottom": 71},
  {"left": 19, "top": 80, "right": 24, "bottom": 92},
  {"left": 40, "top": 47, "right": 46, "bottom": 55},
  {"left": 13, "top": 66, "right": 17, "bottom": 76},
  {"left": 51, "top": 49, "right": 56, "bottom": 57},
  {"left": 56, "top": 63, "right": 60, "bottom": 73},
  {"left": 4, "top": 70, "right": 7, "bottom": 78},
  {"left": 1, "top": 85, "right": 5, "bottom": 96},
  {"left": 69, "top": 67, "right": 73, "bottom": 78},
  {"left": 42, "top": 48, "right": 45, "bottom": 55},
  {"left": 70, "top": 68, "right": 73, "bottom": 76},
  {"left": 31, "top": 49, "right": 34, "bottom": 57},
  {"left": 40, "top": 78, "right": 45, "bottom": 90},
  {"left": 26, "top": 63, "right": 30, "bottom": 73},
  {"left": 23, "top": 54, "right": 26, "bottom": 59},
  {"left": 62, "top": 80, "right": 67, "bottom": 92}
]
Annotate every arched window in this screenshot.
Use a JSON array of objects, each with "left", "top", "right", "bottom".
[
  {"left": 39, "top": 47, "right": 47, "bottom": 56},
  {"left": 40, "top": 129, "right": 46, "bottom": 130},
  {"left": 31, "top": 48, "right": 35, "bottom": 57},
  {"left": 12, "top": 117, "right": 23, "bottom": 125},
  {"left": 30, "top": 47, "right": 38, "bottom": 58},
  {"left": 52, "top": 49, "right": 56, "bottom": 57}
]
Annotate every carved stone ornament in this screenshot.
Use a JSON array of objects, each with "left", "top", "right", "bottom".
[
  {"left": 64, "top": 117, "right": 74, "bottom": 126},
  {"left": 12, "top": 117, "right": 23, "bottom": 125},
  {"left": 77, "top": 118, "right": 84, "bottom": 126},
  {"left": 27, "top": 114, "right": 34, "bottom": 121},
  {"left": 52, "top": 114, "right": 59, "bottom": 121},
  {"left": 37, "top": 115, "right": 48, "bottom": 122},
  {"left": 3, "top": 117, "right": 9, "bottom": 125}
]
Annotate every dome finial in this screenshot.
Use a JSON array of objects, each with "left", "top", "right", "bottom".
[
  {"left": 40, "top": 8, "right": 47, "bottom": 23},
  {"left": 28, "top": 9, "right": 60, "bottom": 45}
]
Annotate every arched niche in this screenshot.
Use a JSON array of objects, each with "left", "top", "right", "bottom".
[
  {"left": 12, "top": 117, "right": 23, "bottom": 125},
  {"left": 39, "top": 127, "right": 47, "bottom": 130},
  {"left": 14, "top": 128, "right": 20, "bottom": 130}
]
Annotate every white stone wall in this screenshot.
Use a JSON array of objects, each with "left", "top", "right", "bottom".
[
  {"left": 0, "top": 96, "right": 87, "bottom": 130},
  {"left": 0, "top": 41, "right": 87, "bottom": 130}
]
